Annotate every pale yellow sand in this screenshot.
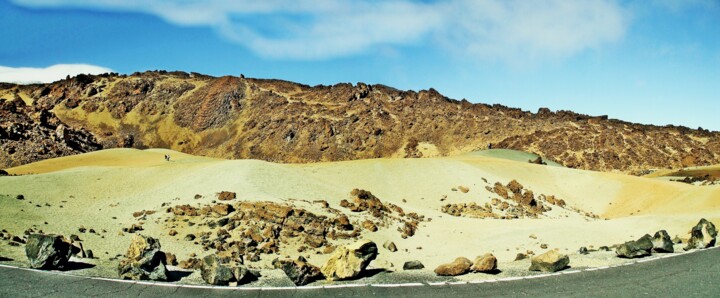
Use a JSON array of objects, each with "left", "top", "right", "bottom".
[{"left": 1, "top": 149, "right": 718, "bottom": 280}]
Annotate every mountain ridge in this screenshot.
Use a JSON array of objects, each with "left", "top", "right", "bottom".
[{"left": 1, "top": 70, "right": 718, "bottom": 173}]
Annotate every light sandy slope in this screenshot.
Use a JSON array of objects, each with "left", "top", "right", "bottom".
[{"left": 1, "top": 148, "right": 719, "bottom": 280}]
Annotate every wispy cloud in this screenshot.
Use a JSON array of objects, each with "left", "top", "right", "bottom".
[
  {"left": 0, "top": 64, "right": 113, "bottom": 84},
  {"left": 12, "top": 0, "right": 629, "bottom": 62}
]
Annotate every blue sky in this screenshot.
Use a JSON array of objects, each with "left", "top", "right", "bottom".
[{"left": 1, "top": 0, "right": 718, "bottom": 130}]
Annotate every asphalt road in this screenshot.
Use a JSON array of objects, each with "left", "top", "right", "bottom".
[{"left": 1, "top": 247, "right": 718, "bottom": 297}]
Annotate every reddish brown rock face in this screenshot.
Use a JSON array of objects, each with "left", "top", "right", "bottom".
[{"left": 2, "top": 71, "right": 719, "bottom": 172}]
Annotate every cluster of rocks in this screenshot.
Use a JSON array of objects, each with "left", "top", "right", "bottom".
[
  {"left": 615, "top": 219, "right": 716, "bottom": 259},
  {"left": 340, "top": 189, "right": 422, "bottom": 238},
  {"left": 434, "top": 253, "right": 498, "bottom": 276},
  {"left": 672, "top": 175, "right": 719, "bottom": 186},
  {"left": 162, "top": 191, "right": 409, "bottom": 268}
]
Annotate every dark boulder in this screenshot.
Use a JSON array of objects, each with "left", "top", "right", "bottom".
[
  {"left": 201, "top": 254, "right": 236, "bottom": 286},
  {"left": 25, "top": 234, "right": 72, "bottom": 270},
  {"left": 652, "top": 230, "right": 674, "bottom": 253},
  {"left": 685, "top": 218, "right": 717, "bottom": 250},
  {"left": 615, "top": 234, "right": 653, "bottom": 258},
  {"left": 273, "top": 257, "right": 322, "bottom": 286},
  {"left": 403, "top": 260, "right": 425, "bottom": 270}
]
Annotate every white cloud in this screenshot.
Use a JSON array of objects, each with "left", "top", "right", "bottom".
[
  {"left": 11, "top": 0, "right": 628, "bottom": 62},
  {"left": 0, "top": 64, "right": 113, "bottom": 84}
]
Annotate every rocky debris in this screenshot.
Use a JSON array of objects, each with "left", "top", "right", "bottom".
[
  {"left": 615, "top": 234, "right": 653, "bottom": 258},
  {"left": 201, "top": 254, "right": 251, "bottom": 286},
  {"left": 211, "top": 204, "right": 234, "bottom": 217},
  {"left": 122, "top": 223, "right": 143, "bottom": 233},
  {"left": 362, "top": 220, "right": 378, "bottom": 232},
  {"left": 383, "top": 241, "right": 398, "bottom": 252},
  {"left": 578, "top": 247, "right": 589, "bottom": 255},
  {"left": 685, "top": 218, "right": 717, "bottom": 250},
  {"left": 434, "top": 257, "right": 473, "bottom": 276},
  {"left": 529, "top": 249, "right": 569, "bottom": 272},
  {"left": 117, "top": 234, "right": 168, "bottom": 281},
  {"left": 652, "top": 230, "right": 674, "bottom": 253},
  {"left": 471, "top": 253, "right": 497, "bottom": 273},
  {"left": 179, "top": 258, "right": 202, "bottom": 270},
  {"left": 273, "top": 257, "right": 322, "bottom": 286},
  {"left": 165, "top": 253, "right": 178, "bottom": 266},
  {"left": 217, "top": 191, "right": 236, "bottom": 201},
  {"left": 442, "top": 203, "right": 497, "bottom": 219},
  {"left": 25, "top": 234, "right": 72, "bottom": 270},
  {"left": 321, "top": 240, "right": 378, "bottom": 281},
  {"left": 457, "top": 186, "right": 469, "bottom": 193},
  {"left": 403, "top": 260, "right": 425, "bottom": 270},
  {"left": 514, "top": 253, "right": 528, "bottom": 261}
]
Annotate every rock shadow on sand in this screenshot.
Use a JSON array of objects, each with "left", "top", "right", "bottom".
[
  {"left": 166, "top": 270, "right": 194, "bottom": 282},
  {"left": 58, "top": 261, "right": 96, "bottom": 271},
  {"left": 0, "top": 256, "right": 13, "bottom": 262}
]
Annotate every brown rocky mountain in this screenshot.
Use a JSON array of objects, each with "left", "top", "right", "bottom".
[{"left": 1, "top": 70, "right": 719, "bottom": 174}]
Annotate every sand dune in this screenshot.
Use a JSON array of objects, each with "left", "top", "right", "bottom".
[{"left": 1, "top": 148, "right": 718, "bottom": 281}]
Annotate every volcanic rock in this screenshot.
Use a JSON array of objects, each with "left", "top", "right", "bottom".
[
  {"left": 615, "top": 234, "right": 653, "bottom": 258},
  {"left": 25, "top": 234, "right": 73, "bottom": 270},
  {"left": 529, "top": 249, "right": 569, "bottom": 272},
  {"left": 434, "top": 257, "right": 473, "bottom": 276},
  {"left": 383, "top": 241, "right": 398, "bottom": 252},
  {"left": 321, "top": 239, "right": 378, "bottom": 281},
  {"left": 471, "top": 253, "right": 497, "bottom": 273},
  {"left": 685, "top": 218, "right": 717, "bottom": 250},
  {"left": 117, "top": 234, "right": 168, "bottom": 281},
  {"left": 201, "top": 255, "right": 234, "bottom": 285},
  {"left": 652, "top": 230, "right": 674, "bottom": 253},
  {"left": 403, "top": 260, "right": 425, "bottom": 270},
  {"left": 273, "top": 257, "right": 322, "bottom": 286},
  {"left": 217, "top": 191, "right": 236, "bottom": 201}
]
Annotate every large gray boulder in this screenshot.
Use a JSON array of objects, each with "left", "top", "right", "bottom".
[
  {"left": 201, "top": 254, "right": 235, "bottom": 285},
  {"left": 685, "top": 218, "right": 717, "bottom": 250},
  {"left": 273, "top": 257, "right": 322, "bottom": 286},
  {"left": 529, "top": 249, "right": 569, "bottom": 272},
  {"left": 25, "top": 234, "right": 72, "bottom": 270},
  {"left": 652, "top": 230, "right": 674, "bottom": 253},
  {"left": 117, "top": 234, "right": 168, "bottom": 281},
  {"left": 321, "top": 239, "right": 378, "bottom": 281},
  {"left": 615, "top": 234, "right": 653, "bottom": 258}
]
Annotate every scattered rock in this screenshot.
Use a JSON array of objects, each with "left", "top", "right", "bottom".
[
  {"left": 217, "top": 191, "right": 236, "bottom": 201},
  {"left": 179, "top": 258, "right": 202, "bottom": 270},
  {"left": 86, "top": 249, "right": 94, "bottom": 259},
  {"left": 514, "top": 253, "right": 528, "bottom": 261},
  {"left": 652, "top": 230, "right": 674, "bottom": 253},
  {"left": 321, "top": 239, "right": 378, "bottom": 281},
  {"left": 434, "top": 257, "right": 472, "bottom": 276},
  {"left": 201, "top": 254, "right": 242, "bottom": 286},
  {"left": 362, "top": 220, "right": 378, "bottom": 232},
  {"left": 16, "top": 194, "right": 24, "bottom": 200},
  {"left": 403, "top": 260, "right": 425, "bottom": 270},
  {"left": 383, "top": 241, "right": 398, "bottom": 252},
  {"left": 273, "top": 257, "right": 322, "bottom": 286},
  {"left": 615, "top": 234, "right": 653, "bottom": 258},
  {"left": 578, "top": 247, "right": 589, "bottom": 255},
  {"left": 168, "top": 230, "right": 177, "bottom": 236},
  {"left": 165, "top": 253, "right": 178, "bottom": 266},
  {"left": 540, "top": 243, "right": 548, "bottom": 249},
  {"left": 471, "top": 253, "right": 497, "bottom": 273},
  {"left": 685, "top": 218, "right": 717, "bottom": 250},
  {"left": 457, "top": 186, "right": 469, "bottom": 193},
  {"left": 529, "top": 249, "right": 569, "bottom": 272},
  {"left": 25, "top": 234, "right": 72, "bottom": 270},
  {"left": 184, "top": 234, "right": 196, "bottom": 241},
  {"left": 117, "top": 234, "right": 168, "bottom": 281}
]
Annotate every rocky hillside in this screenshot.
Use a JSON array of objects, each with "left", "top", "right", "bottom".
[{"left": 1, "top": 71, "right": 719, "bottom": 173}]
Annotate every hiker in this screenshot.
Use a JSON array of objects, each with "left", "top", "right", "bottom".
[{"left": 488, "top": 143, "right": 492, "bottom": 150}]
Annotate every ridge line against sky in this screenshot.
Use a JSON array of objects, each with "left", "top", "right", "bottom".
[{"left": 1, "top": 0, "right": 719, "bottom": 130}]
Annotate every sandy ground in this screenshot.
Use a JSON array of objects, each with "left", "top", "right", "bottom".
[{"left": 1, "top": 148, "right": 719, "bottom": 284}]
